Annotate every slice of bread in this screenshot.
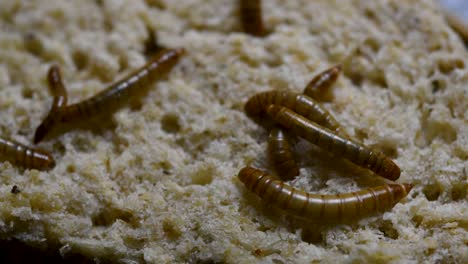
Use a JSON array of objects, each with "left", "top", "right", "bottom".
[{"left": 0, "top": 0, "right": 466, "bottom": 263}]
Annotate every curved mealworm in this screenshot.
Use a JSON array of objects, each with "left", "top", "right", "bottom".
[
  {"left": 240, "top": 0, "right": 265, "bottom": 36},
  {"left": 0, "top": 137, "right": 55, "bottom": 170},
  {"left": 34, "top": 48, "right": 185, "bottom": 143},
  {"left": 444, "top": 10, "right": 468, "bottom": 45},
  {"left": 238, "top": 166, "right": 412, "bottom": 223},
  {"left": 268, "top": 127, "right": 299, "bottom": 180},
  {"left": 266, "top": 105, "right": 401, "bottom": 181},
  {"left": 303, "top": 65, "right": 342, "bottom": 102},
  {"left": 245, "top": 90, "right": 348, "bottom": 138}
]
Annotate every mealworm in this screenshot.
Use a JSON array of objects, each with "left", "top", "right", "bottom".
[
  {"left": 266, "top": 105, "right": 401, "bottom": 180},
  {"left": 268, "top": 127, "right": 299, "bottom": 180},
  {"left": 303, "top": 65, "right": 342, "bottom": 102},
  {"left": 240, "top": 0, "right": 265, "bottom": 36},
  {"left": 245, "top": 90, "right": 348, "bottom": 137},
  {"left": 238, "top": 166, "right": 412, "bottom": 223},
  {"left": 34, "top": 48, "right": 185, "bottom": 143},
  {"left": 0, "top": 137, "right": 55, "bottom": 170},
  {"left": 444, "top": 10, "right": 468, "bottom": 45}
]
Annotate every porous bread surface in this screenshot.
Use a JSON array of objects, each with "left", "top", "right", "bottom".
[{"left": 0, "top": 0, "right": 467, "bottom": 263}]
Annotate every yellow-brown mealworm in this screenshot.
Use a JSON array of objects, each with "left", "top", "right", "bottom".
[
  {"left": 303, "top": 65, "right": 342, "bottom": 102},
  {"left": 238, "top": 166, "right": 412, "bottom": 223},
  {"left": 266, "top": 105, "right": 400, "bottom": 180},
  {"left": 34, "top": 48, "right": 185, "bottom": 143}
]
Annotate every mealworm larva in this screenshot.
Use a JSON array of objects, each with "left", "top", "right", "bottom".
[
  {"left": 266, "top": 105, "right": 401, "bottom": 180},
  {"left": 34, "top": 48, "right": 185, "bottom": 143},
  {"left": 268, "top": 127, "right": 299, "bottom": 180},
  {"left": 245, "top": 90, "right": 347, "bottom": 137},
  {"left": 0, "top": 137, "right": 55, "bottom": 170},
  {"left": 238, "top": 166, "right": 412, "bottom": 223},
  {"left": 303, "top": 64, "right": 342, "bottom": 102},
  {"left": 444, "top": 10, "right": 468, "bottom": 44},
  {"left": 240, "top": 0, "right": 265, "bottom": 36}
]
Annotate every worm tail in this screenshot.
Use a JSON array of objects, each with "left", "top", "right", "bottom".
[
  {"left": 240, "top": 0, "right": 265, "bottom": 36},
  {"left": 268, "top": 127, "right": 299, "bottom": 180},
  {"left": 303, "top": 65, "right": 342, "bottom": 102}
]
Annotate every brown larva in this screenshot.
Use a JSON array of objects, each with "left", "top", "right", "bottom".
[
  {"left": 268, "top": 127, "right": 299, "bottom": 180},
  {"left": 238, "top": 166, "right": 412, "bottom": 223},
  {"left": 444, "top": 10, "right": 468, "bottom": 45},
  {"left": 245, "top": 90, "right": 348, "bottom": 138},
  {"left": 266, "top": 105, "right": 401, "bottom": 181},
  {"left": 265, "top": 67, "right": 344, "bottom": 179},
  {"left": 240, "top": 0, "right": 265, "bottom": 37},
  {"left": 303, "top": 64, "right": 342, "bottom": 102},
  {"left": 0, "top": 137, "right": 55, "bottom": 170},
  {"left": 34, "top": 48, "right": 185, "bottom": 143}
]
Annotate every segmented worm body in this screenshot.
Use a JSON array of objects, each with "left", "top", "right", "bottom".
[
  {"left": 240, "top": 0, "right": 265, "bottom": 36},
  {"left": 268, "top": 127, "right": 299, "bottom": 180},
  {"left": 238, "top": 166, "right": 412, "bottom": 223},
  {"left": 444, "top": 10, "right": 468, "bottom": 44},
  {"left": 266, "top": 67, "right": 344, "bottom": 179},
  {"left": 266, "top": 105, "right": 400, "bottom": 180},
  {"left": 0, "top": 137, "right": 55, "bottom": 170},
  {"left": 34, "top": 48, "right": 185, "bottom": 143},
  {"left": 303, "top": 65, "right": 342, "bottom": 102},
  {"left": 245, "top": 90, "right": 348, "bottom": 137}
]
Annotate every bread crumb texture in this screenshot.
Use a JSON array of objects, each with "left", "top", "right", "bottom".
[{"left": 0, "top": 0, "right": 467, "bottom": 263}]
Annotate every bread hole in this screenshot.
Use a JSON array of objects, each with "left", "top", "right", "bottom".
[
  {"left": 53, "top": 140, "right": 66, "bottom": 156},
  {"left": 161, "top": 113, "right": 181, "bottom": 133},
  {"left": 451, "top": 182, "right": 467, "bottom": 201},
  {"left": 272, "top": 259, "right": 285, "bottom": 264},
  {"left": 123, "top": 236, "right": 146, "bottom": 250},
  {"left": 92, "top": 208, "right": 133, "bottom": 227},
  {"left": 378, "top": 220, "right": 399, "bottom": 239},
  {"left": 431, "top": 79, "right": 446, "bottom": 93},
  {"left": 190, "top": 164, "right": 214, "bottom": 185},
  {"left": 363, "top": 37, "right": 380, "bottom": 53},
  {"left": 252, "top": 247, "right": 282, "bottom": 258},
  {"left": 363, "top": 8, "right": 376, "bottom": 20},
  {"left": 424, "top": 119, "right": 457, "bottom": 144},
  {"left": 452, "top": 145, "right": 468, "bottom": 160},
  {"left": 21, "top": 87, "right": 34, "bottom": 99},
  {"left": 377, "top": 144, "right": 398, "bottom": 159},
  {"left": 239, "top": 54, "right": 260, "bottom": 68},
  {"left": 412, "top": 214, "right": 423, "bottom": 228},
  {"left": 71, "top": 136, "right": 96, "bottom": 152},
  {"left": 422, "top": 182, "right": 442, "bottom": 201},
  {"left": 349, "top": 73, "right": 363, "bottom": 87},
  {"left": 153, "top": 160, "right": 173, "bottom": 175},
  {"left": 145, "top": 0, "right": 167, "bottom": 9},
  {"left": 23, "top": 32, "right": 43, "bottom": 56},
  {"left": 66, "top": 164, "right": 76, "bottom": 173},
  {"left": 162, "top": 218, "right": 182, "bottom": 240},
  {"left": 72, "top": 50, "right": 88, "bottom": 71},
  {"left": 437, "top": 58, "right": 465, "bottom": 74},
  {"left": 354, "top": 128, "right": 369, "bottom": 141},
  {"left": 372, "top": 72, "right": 388, "bottom": 88}
]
